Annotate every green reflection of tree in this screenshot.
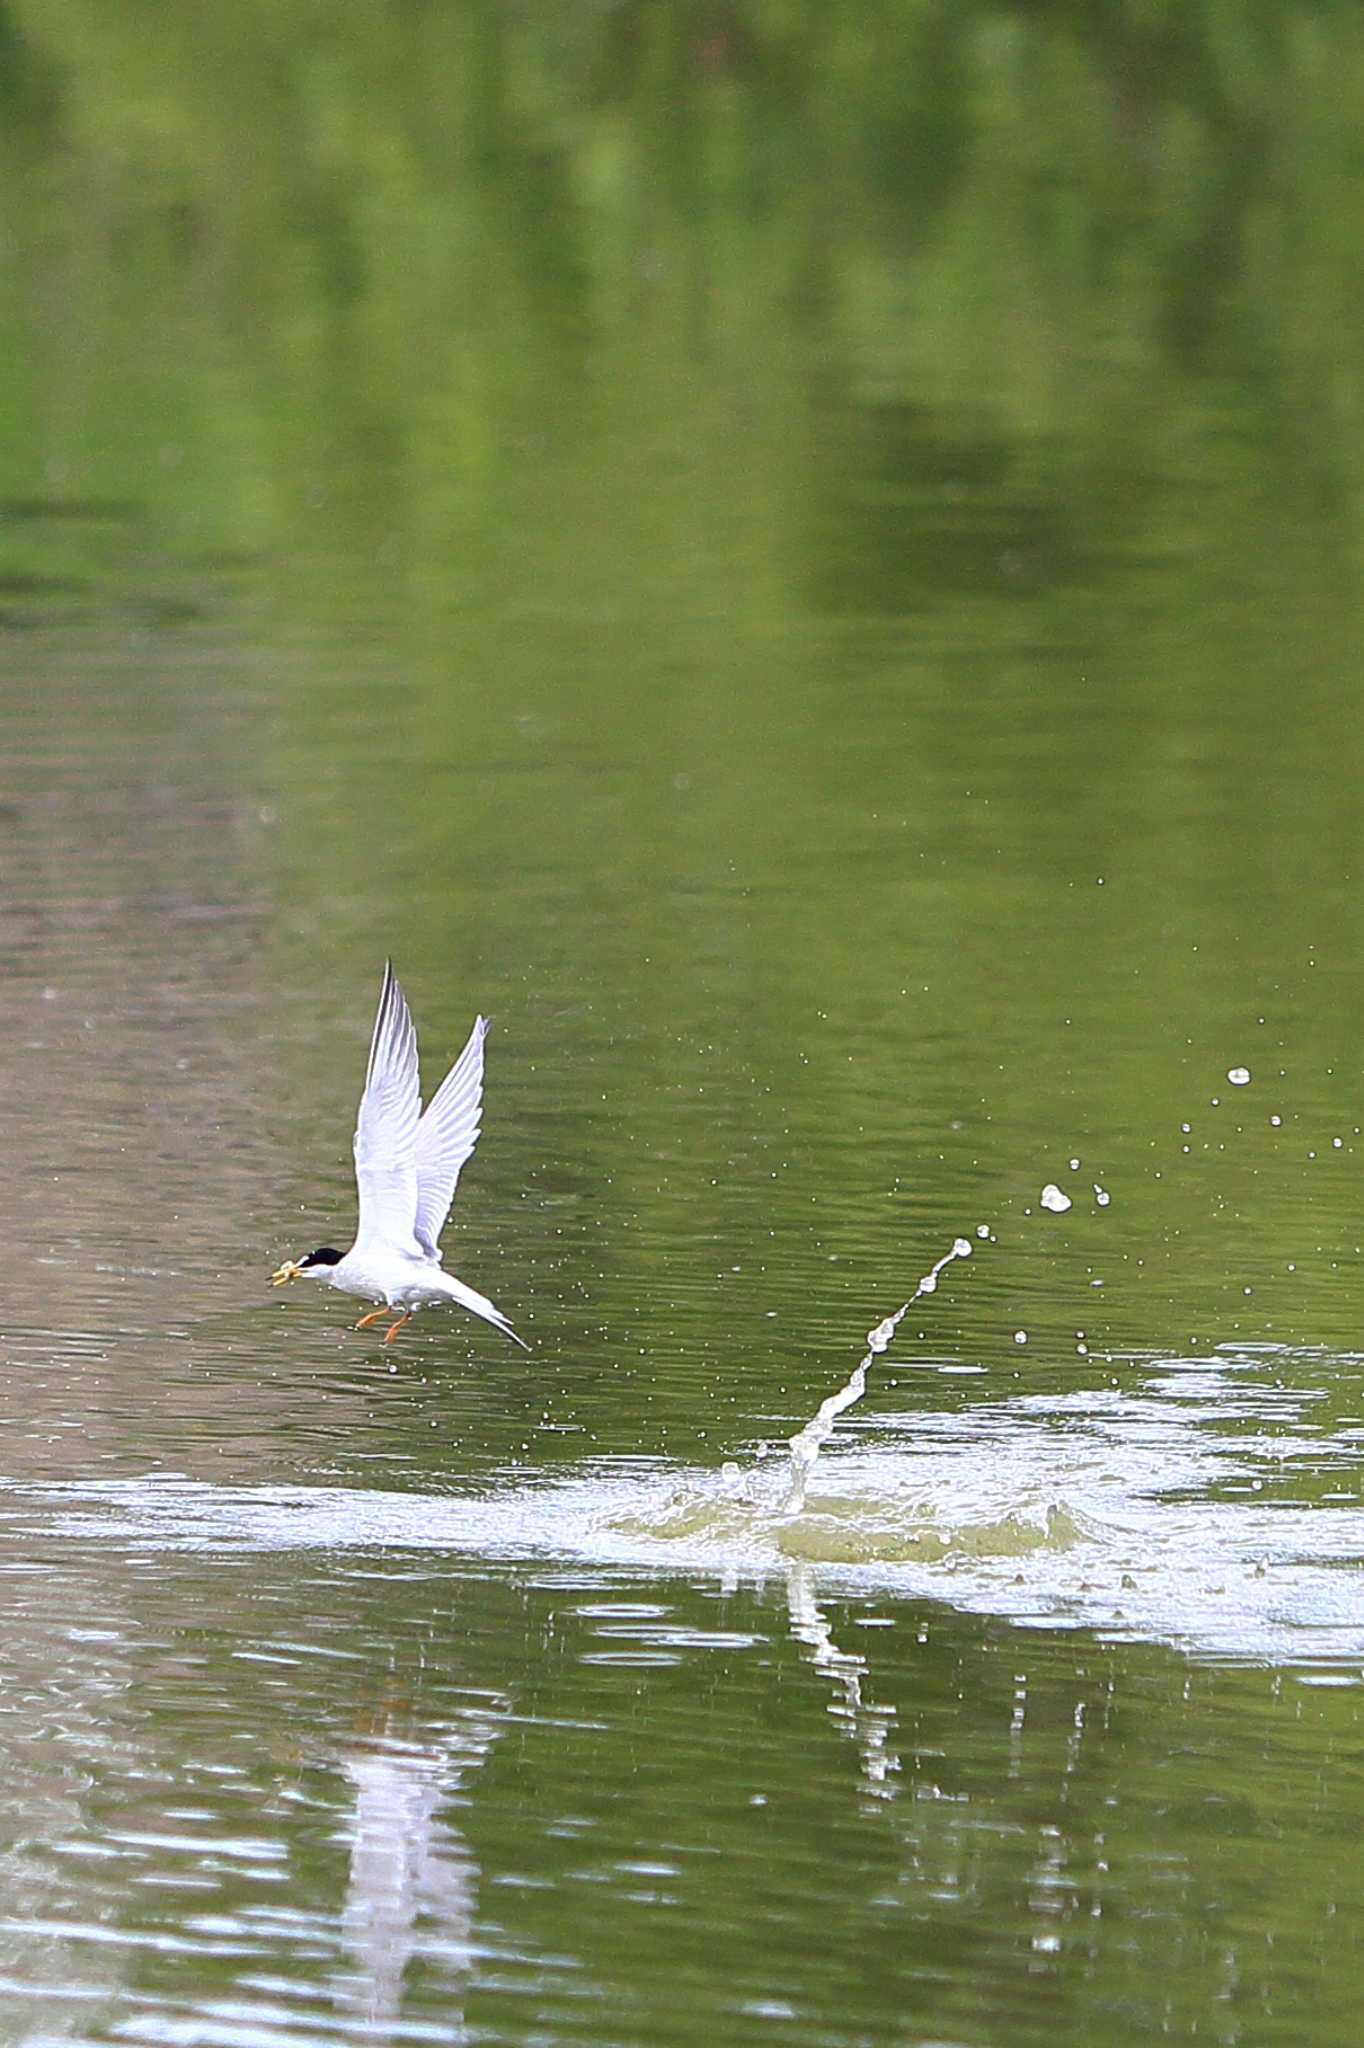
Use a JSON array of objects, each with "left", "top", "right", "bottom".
[
  {"left": 4, "top": 1, "right": 1364, "bottom": 1373},
  {"left": 5, "top": 1, "right": 1362, "bottom": 557}
]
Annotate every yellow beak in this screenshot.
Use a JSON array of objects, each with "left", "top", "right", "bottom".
[{"left": 271, "top": 1260, "right": 303, "bottom": 1287}]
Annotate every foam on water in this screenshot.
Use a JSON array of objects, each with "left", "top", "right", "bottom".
[{"left": 11, "top": 1346, "right": 1364, "bottom": 1671}]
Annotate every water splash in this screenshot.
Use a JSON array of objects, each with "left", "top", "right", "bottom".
[{"left": 783, "top": 1238, "right": 974, "bottom": 1514}]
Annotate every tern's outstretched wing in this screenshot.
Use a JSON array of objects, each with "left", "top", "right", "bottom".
[
  {"left": 352, "top": 962, "right": 421, "bottom": 1252},
  {"left": 412, "top": 1014, "right": 488, "bottom": 1257}
]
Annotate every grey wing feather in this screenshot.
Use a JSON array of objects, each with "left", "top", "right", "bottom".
[
  {"left": 352, "top": 961, "right": 422, "bottom": 1252},
  {"left": 412, "top": 1014, "right": 489, "bottom": 1257}
]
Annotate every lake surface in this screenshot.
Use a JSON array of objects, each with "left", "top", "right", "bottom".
[{"left": 2, "top": 8, "right": 1363, "bottom": 2044}]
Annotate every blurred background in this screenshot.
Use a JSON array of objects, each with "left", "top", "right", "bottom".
[
  {"left": 6, "top": 0, "right": 1364, "bottom": 1383},
  {"left": 2, "top": 7, "right": 1364, "bottom": 2046}
]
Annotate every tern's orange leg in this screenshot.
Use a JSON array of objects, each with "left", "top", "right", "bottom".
[
  {"left": 354, "top": 1307, "right": 389, "bottom": 1330},
  {"left": 382, "top": 1312, "right": 415, "bottom": 1344}
]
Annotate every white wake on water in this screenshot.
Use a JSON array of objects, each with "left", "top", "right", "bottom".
[
  {"left": 7, "top": 1229, "right": 1363, "bottom": 1670},
  {"left": 10, "top": 1341, "right": 1364, "bottom": 1670}
]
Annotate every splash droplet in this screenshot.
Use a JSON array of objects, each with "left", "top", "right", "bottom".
[
  {"left": 1093, "top": 1184, "right": 1110, "bottom": 1207},
  {"left": 1040, "top": 1184, "right": 1072, "bottom": 1213},
  {"left": 1013, "top": 1329, "right": 1028, "bottom": 1345},
  {"left": 1228, "top": 1066, "right": 1251, "bottom": 1086}
]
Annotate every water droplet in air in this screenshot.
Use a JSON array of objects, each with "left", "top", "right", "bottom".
[
  {"left": 1270, "top": 1115, "right": 1282, "bottom": 1127},
  {"left": 1228, "top": 1067, "right": 1251, "bottom": 1086},
  {"left": 952, "top": 1237, "right": 973, "bottom": 1258},
  {"left": 867, "top": 1318, "right": 896, "bottom": 1353},
  {"left": 1093, "top": 1185, "right": 1110, "bottom": 1207},
  {"left": 1068, "top": 1158, "right": 1080, "bottom": 1171},
  {"left": 1013, "top": 1330, "right": 1028, "bottom": 1345},
  {"left": 1040, "top": 1184, "right": 1072, "bottom": 1213},
  {"left": 976, "top": 1224, "right": 990, "bottom": 1239}
]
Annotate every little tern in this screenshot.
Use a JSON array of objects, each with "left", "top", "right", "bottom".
[{"left": 271, "top": 962, "right": 528, "bottom": 1348}]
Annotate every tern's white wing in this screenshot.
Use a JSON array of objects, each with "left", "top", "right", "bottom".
[
  {"left": 352, "top": 962, "right": 422, "bottom": 1253},
  {"left": 412, "top": 1014, "right": 488, "bottom": 1258}
]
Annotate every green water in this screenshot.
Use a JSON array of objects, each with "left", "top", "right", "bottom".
[{"left": 1, "top": 6, "right": 1363, "bottom": 2043}]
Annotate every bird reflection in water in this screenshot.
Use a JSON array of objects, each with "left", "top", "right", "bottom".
[{"left": 333, "top": 1684, "right": 506, "bottom": 2033}]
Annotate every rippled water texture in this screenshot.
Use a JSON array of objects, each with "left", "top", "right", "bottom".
[
  {"left": 3, "top": 8, "right": 1364, "bottom": 2045},
  {"left": 15, "top": 1337, "right": 1364, "bottom": 1666}
]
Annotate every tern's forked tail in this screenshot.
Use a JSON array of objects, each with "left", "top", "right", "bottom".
[{"left": 446, "top": 1272, "right": 530, "bottom": 1351}]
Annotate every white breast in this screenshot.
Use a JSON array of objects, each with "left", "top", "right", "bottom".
[{"left": 330, "top": 1247, "right": 442, "bottom": 1306}]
